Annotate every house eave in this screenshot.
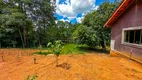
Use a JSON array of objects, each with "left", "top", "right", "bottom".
[{"left": 105, "top": 0, "right": 135, "bottom": 27}]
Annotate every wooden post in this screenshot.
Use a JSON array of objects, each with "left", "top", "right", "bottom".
[{"left": 130, "top": 49, "right": 133, "bottom": 59}]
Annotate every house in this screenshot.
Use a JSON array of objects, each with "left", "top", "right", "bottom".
[{"left": 105, "top": 0, "right": 142, "bottom": 63}]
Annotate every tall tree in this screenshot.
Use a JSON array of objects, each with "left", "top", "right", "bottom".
[
  {"left": 0, "top": 0, "right": 56, "bottom": 48},
  {"left": 30, "top": 0, "right": 56, "bottom": 46},
  {"left": 73, "top": 2, "right": 120, "bottom": 50},
  {"left": 0, "top": 0, "right": 33, "bottom": 48}
]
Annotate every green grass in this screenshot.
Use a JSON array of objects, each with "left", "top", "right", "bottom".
[
  {"left": 61, "top": 44, "right": 87, "bottom": 55},
  {"left": 33, "top": 44, "right": 110, "bottom": 56},
  {"left": 33, "top": 44, "right": 87, "bottom": 56}
]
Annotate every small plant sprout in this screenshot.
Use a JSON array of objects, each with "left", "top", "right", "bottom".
[
  {"left": 34, "top": 58, "right": 36, "bottom": 64},
  {"left": 38, "top": 45, "right": 43, "bottom": 56},
  {"left": 1, "top": 56, "right": 4, "bottom": 62},
  {"left": 20, "top": 51, "right": 22, "bottom": 56},
  {"left": 16, "top": 55, "right": 20, "bottom": 61},
  {"left": 39, "top": 45, "right": 42, "bottom": 50},
  {"left": 28, "top": 52, "right": 31, "bottom": 56},
  {"left": 26, "top": 74, "right": 38, "bottom": 80}
]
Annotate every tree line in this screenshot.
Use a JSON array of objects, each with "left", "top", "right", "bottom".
[
  {"left": 0, "top": 0, "right": 120, "bottom": 49},
  {"left": 0, "top": 0, "right": 73, "bottom": 48}
]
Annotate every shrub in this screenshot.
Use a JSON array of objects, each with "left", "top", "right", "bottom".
[{"left": 26, "top": 74, "right": 38, "bottom": 80}]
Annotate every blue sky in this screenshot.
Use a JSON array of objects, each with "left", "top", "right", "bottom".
[{"left": 55, "top": 0, "right": 114, "bottom": 24}]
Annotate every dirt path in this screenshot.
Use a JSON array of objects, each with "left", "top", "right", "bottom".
[{"left": 0, "top": 49, "right": 142, "bottom": 80}]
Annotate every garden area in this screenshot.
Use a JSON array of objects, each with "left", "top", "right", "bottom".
[{"left": 0, "top": 44, "right": 142, "bottom": 80}]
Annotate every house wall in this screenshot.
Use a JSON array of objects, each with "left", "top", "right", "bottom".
[{"left": 111, "top": 0, "right": 142, "bottom": 63}]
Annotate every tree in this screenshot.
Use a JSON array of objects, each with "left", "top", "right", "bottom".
[
  {"left": 30, "top": 0, "right": 56, "bottom": 46},
  {"left": 47, "top": 40, "right": 64, "bottom": 66},
  {"left": 72, "top": 24, "right": 99, "bottom": 47},
  {"left": 0, "top": 0, "right": 34, "bottom": 48},
  {"left": 46, "top": 21, "right": 73, "bottom": 43},
  {"left": 73, "top": 2, "right": 120, "bottom": 50},
  {"left": 0, "top": 0, "right": 56, "bottom": 48}
]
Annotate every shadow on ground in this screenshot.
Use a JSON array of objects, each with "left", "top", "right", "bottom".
[
  {"left": 57, "top": 63, "right": 71, "bottom": 70},
  {"left": 77, "top": 47, "right": 110, "bottom": 54}
]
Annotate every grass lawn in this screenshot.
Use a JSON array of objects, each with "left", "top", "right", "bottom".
[
  {"left": 33, "top": 44, "right": 88, "bottom": 55},
  {"left": 34, "top": 43, "right": 110, "bottom": 56},
  {"left": 61, "top": 44, "right": 87, "bottom": 55}
]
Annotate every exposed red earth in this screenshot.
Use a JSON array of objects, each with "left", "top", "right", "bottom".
[{"left": 0, "top": 49, "right": 142, "bottom": 80}]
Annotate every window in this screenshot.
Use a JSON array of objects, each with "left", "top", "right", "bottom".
[{"left": 124, "top": 29, "right": 142, "bottom": 44}]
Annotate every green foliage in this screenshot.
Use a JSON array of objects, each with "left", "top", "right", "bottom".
[
  {"left": 32, "top": 0, "right": 56, "bottom": 46},
  {"left": 38, "top": 45, "right": 43, "bottom": 50},
  {"left": 47, "top": 40, "right": 64, "bottom": 66},
  {"left": 73, "top": 2, "right": 120, "bottom": 50},
  {"left": 47, "top": 21, "right": 74, "bottom": 43},
  {"left": 0, "top": 0, "right": 56, "bottom": 48},
  {"left": 72, "top": 24, "right": 100, "bottom": 47},
  {"left": 47, "top": 42, "right": 54, "bottom": 49},
  {"left": 0, "top": 0, "right": 121, "bottom": 49},
  {"left": 61, "top": 44, "right": 86, "bottom": 55},
  {"left": 33, "top": 43, "right": 86, "bottom": 56},
  {"left": 47, "top": 40, "right": 64, "bottom": 57}
]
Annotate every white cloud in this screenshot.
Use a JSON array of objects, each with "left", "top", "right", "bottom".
[
  {"left": 59, "top": 19, "right": 70, "bottom": 22},
  {"left": 92, "top": 5, "right": 99, "bottom": 10},
  {"left": 76, "top": 17, "right": 84, "bottom": 23},
  {"left": 55, "top": 20, "right": 58, "bottom": 24},
  {"left": 56, "top": 4, "right": 75, "bottom": 18},
  {"left": 56, "top": 0, "right": 97, "bottom": 20}
]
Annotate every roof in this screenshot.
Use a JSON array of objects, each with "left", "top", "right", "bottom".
[{"left": 105, "top": 0, "right": 135, "bottom": 27}]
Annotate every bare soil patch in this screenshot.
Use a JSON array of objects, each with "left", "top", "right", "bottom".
[{"left": 0, "top": 49, "right": 142, "bottom": 80}]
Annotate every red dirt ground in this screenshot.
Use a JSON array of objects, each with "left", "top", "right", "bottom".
[{"left": 0, "top": 49, "right": 142, "bottom": 80}]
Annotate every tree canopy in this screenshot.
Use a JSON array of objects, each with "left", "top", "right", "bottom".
[
  {"left": 73, "top": 1, "right": 120, "bottom": 50},
  {"left": 0, "top": 0, "right": 121, "bottom": 49},
  {"left": 0, "top": 0, "right": 56, "bottom": 48}
]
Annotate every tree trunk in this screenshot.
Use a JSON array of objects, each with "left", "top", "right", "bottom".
[
  {"left": 23, "top": 26, "right": 27, "bottom": 47},
  {"left": 100, "top": 33, "right": 106, "bottom": 51},
  {"left": 43, "top": 18, "right": 46, "bottom": 34},
  {"left": 56, "top": 56, "right": 58, "bottom": 66},
  {"left": 39, "top": 40, "right": 41, "bottom": 47},
  {"left": 100, "top": 41, "right": 106, "bottom": 51},
  {"left": 38, "top": 27, "right": 41, "bottom": 47},
  {"left": 18, "top": 26, "right": 25, "bottom": 48},
  {"left": 0, "top": 41, "right": 1, "bottom": 48}
]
